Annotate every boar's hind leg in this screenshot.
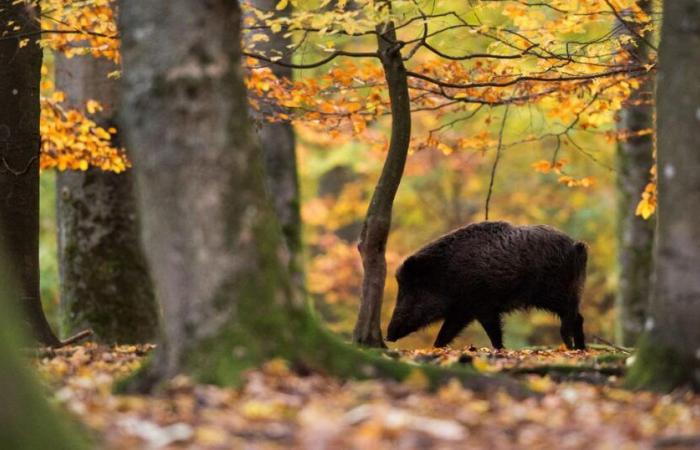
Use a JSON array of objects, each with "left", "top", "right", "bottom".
[
  {"left": 478, "top": 314, "right": 503, "bottom": 349},
  {"left": 559, "top": 319, "right": 574, "bottom": 349},
  {"left": 434, "top": 315, "right": 473, "bottom": 348},
  {"left": 572, "top": 313, "right": 585, "bottom": 350},
  {"left": 560, "top": 310, "right": 586, "bottom": 350}
]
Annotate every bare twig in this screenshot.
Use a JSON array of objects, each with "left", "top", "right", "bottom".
[
  {"left": 484, "top": 104, "right": 510, "bottom": 220},
  {"left": 602, "top": 0, "right": 657, "bottom": 51},
  {"left": 592, "top": 335, "right": 633, "bottom": 354},
  {"left": 407, "top": 65, "right": 651, "bottom": 90},
  {"left": 654, "top": 435, "right": 700, "bottom": 448},
  {"left": 243, "top": 50, "right": 378, "bottom": 69},
  {"left": 56, "top": 329, "right": 93, "bottom": 347}
]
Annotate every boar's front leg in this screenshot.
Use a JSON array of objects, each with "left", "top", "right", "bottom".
[
  {"left": 559, "top": 319, "right": 574, "bottom": 349},
  {"left": 434, "top": 314, "right": 473, "bottom": 348},
  {"left": 478, "top": 314, "right": 504, "bottom": 349},
  {"left": 560, "top": 311, "right": 586, "bottom": 350}
]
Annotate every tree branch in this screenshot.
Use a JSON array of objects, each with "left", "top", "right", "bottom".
[
  {"left": 243, "top": 49, "right": 378, "bottom": 69},
  {"left": 484, "top": 104, "right": 509, "bottom": 220},
  {"left": 602, "top": 0, "right": 658, "bottom": 51},
  {"left": 407, "top": 65, "right": 651, "bottom": 90}
]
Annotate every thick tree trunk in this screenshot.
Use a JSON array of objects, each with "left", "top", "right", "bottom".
[
  {"left": 352, "top": 19, "right": 411, "bottom": 348},
  {"left": 0, "top": 2, "right": 60, "bottom": 346},
  {"left": 248, "top": 0, "right": 302, "bottom": 267},
  {"left": 627, "top": 0, "right": 700, "bottom": 392},
  {"left": 54, "top": 54, "right": 158, "bottom": 343},
  {"left": 616, "top": 0, "right": 655, "bottom": 347},
  {"left": 117, "top": 0, "right": 513, "bottom": 396},
  {"left": 0, "top": 262, "right": 88, "bottom": 450}
]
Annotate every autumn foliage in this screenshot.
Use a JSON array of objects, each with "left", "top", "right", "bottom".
[
  {"left": 38, "top": 0, "right": 125, "bottom": 172},
  {"left": 25, "top": 0, "right": 658, "bottom": 342},
  {"left": 238, "top": 0, "right": 659, "bottom": 343}
]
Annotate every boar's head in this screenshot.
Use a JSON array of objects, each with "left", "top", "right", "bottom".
[{"left": 386, "top": 257, "right": 445, "bottom": 342}]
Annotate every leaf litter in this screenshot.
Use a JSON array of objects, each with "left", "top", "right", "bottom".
[{"left": 35, "top": 343, "right": 700, "bottom": 449}]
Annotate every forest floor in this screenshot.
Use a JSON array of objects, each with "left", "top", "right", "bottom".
[{"left": 35, "top": 343, "right": 700, "bottom": 450}]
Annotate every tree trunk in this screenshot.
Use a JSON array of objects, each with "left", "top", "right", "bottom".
[
  {"left": 615, "top": 0, "right": 655, "bottom": 347},
  {"left": 0, "top": 262, "right": 89, "bottom": 450},
  {"left": 54, "top": 54, "right": 158, "bottom": 343},
  {"left": 117, "top": 0, "right": 513, "bottom": 396},
  {"left": 248, "top": 0, "right": 302, "bottom": 268},
  {"left": 0, "top": 2, "right": 60, "bottom": 346},
  {"left": 627, "top": 0, "right": 700, "bottom": 392},
  {"left": 352, "top": 18, "right": 411, "bottom": 348}
]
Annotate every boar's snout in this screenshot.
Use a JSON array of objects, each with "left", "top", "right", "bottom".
[
  {"left": 386, "top": 297, "right": 415, "bottom": 342},
  {"left": 386, "top": 318, "right": 402, "bottom": 342}
]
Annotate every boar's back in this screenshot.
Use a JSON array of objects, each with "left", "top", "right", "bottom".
[{"left": 398, "top": 221, "right": 584, "bottom": 303}]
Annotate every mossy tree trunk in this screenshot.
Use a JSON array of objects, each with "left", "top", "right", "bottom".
[
  {"left": 615, "top": 0, "right": 655, "bottom": 347},
  {"left": 54, "top": 54, "right": 158, "bottom": 343},
  {"left": 0, "top": 2, "right": 60, "bottom": 346},
  {"left": 627, "top": 0, "right": 700, "bottom": 392},
  {"left": 0, "top": 254, "right": 88, "bottom": 449},
  {"left": 118, "top": 0, "right": 513, "bottom": 395},
  {"left": 56, "top": 55, "right": 158, "bottom": 343},
  {"left": 353, "top": 14, "right": 411, "bottom": 348},
  {"left": 248, "top": 0, "right": 302, "bottom": 273}
]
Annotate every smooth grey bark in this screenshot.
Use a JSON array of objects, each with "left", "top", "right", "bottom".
[
  {"left": 352, "top": 17, "right": 411, "bottom": 348},
  {"left": 627, "top": 0, "right": 700, "bottom": 392},
  {"left": 54, "top": 54, "right": 158, "bottom": 343},
  {"left": 615, "top": 0, "right": 655, "bottom": 346},
  {"left": 119, "top": 0, "right": 293, "bottom": 383},
  {"left": 0, "top": 2, "right": 60, "bottom": 346},
  {"left": 248, "top": 0, "right": 302, "bottom": 264}
]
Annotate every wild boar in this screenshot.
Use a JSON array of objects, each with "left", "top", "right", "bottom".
[{"left": 385, "top": 221, "right": 587, "bottom": 349}]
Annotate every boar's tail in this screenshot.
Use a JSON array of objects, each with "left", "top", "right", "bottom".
[
  {"left": 572, "top": 242, "right": 588, "bottom": 298},
  {"left": 573, "top": 241, "right": 588, "bottom": 273},
  {"left": 574, "top": 241, "right": 588, "bottom": 268}
]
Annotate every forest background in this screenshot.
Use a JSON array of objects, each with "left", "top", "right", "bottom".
[{"left": 36, "top": 0, "right": 653, "bottom": 350}]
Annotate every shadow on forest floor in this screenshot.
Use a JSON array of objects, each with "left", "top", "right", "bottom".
[{"left": 34, "top": 343, "right": 700, "bottom": 449}]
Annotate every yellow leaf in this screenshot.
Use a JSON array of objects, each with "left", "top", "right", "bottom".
[
  {"left": 262, "top": 358, "right": 290, "bottom": 377},
  {"left": 531, "top": 160, "right": 551, "bottom": 173},
  {"left": 527, "top": 375, "right": 554, "bottom": 393},
  {"left": 79, "top": 160, "right": 88, "bottom": 171},
  {"left": 86, "top": 99, "right": 102, "bottom": 114},
  {"left": 403, "top": 368, "right": 430, "bottom": 390},
  {"left": 250, "top": 33, "right": 270, "bottom": 43},
  {"left": 241, "top": 401, "right": 284, "bottom": 420},
  {"left": 472, "top": 357, "right": 499, "bottom": 373},
  {"left": 437, "top": 143, "right": 454, "bottom": 155},
  {"left": 275, "top": 0, "right": 288, "bottom": 10},
  {"left": 636, "top": 198, "right": 655, "bottom": 219}
]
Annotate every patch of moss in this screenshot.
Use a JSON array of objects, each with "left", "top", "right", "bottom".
[{"left": 625, "top": 334, "right": 694, "bottom": 392}]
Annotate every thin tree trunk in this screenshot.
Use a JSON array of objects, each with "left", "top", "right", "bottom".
[
  {"left": 117, "top": 0, "right": 515, "bottom": 396},
  {"left": 616, "top": 0, "right": 655, "bottom": 347},
  {"left": 352, "top": 17, "right": 411, "bottom": 348},
  {"left": 248, "top": 0, "right": 302, "bottom": 274},
  {"left": 0, "top": 2, "right": 60, "bottom": 346},
  {"left": 54, "top": 54, "right": 158, "bottom": 343},
  {"left": 627, "top": 0, "right": 700, "bottom": 392}
]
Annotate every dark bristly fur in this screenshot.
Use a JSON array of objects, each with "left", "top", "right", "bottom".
[{"left": 386, "top": 221, "right": 588, "bottom": 349}]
